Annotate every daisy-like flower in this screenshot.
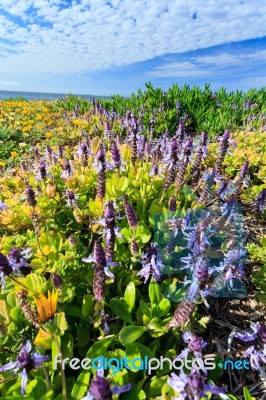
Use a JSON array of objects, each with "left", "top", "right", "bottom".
[
  {"left": 0, "top": 340, "right": 49, "bottom": 396},
  {"left": 35, "top": 290, "right": 58, "bottom": 324},
  {"left": 137, "top": 243, "right": 164, "bottom": 284},
  {"left": 168, "top": 369, "right": 224, "bottom": 400}
]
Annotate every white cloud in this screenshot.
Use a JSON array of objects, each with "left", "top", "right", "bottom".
[
  {"left": 0, "top": 80, "right": 21, "bottom": 86},
  {"left": 0, "top": 0, "right": 265, "bottom": 76},
  {"left": 146, "top": 49, "right": 266, "bottom": 79},
  {"left": 146, "top": 61, "right": 209, "bottom": 78}
]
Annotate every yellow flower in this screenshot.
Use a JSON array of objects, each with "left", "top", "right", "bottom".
[
  {"left": 19, "top": 143, "right": 27, "bottom": 148},
  {"left": 35, "top": 290, "right": 58, "bottom": 323},
  {"left": 0, "top": 161, "right": 6, "bottom": 167},
  {"left": 45, "top": 131, "right": 52, "bottom": 139},
  {"left": 11, "top": 151, "right": 17, "bottom": 158}
]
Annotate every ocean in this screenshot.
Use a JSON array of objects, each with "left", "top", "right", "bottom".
[{"left": 0, "top": 90, "right": 107, "bottom": 101}]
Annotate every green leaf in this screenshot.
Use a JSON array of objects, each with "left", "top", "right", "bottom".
[
  {"left": 86, "top": 336, "right": 114, "bottom": 359},
  {"left": 149, "top": 282, "right": 162, "bottom": 306},
  {"left": 82, "top": 294, "right": 94, "bottom": 317},
  {"left": 7, "top": 290, "right": 16, "bottom": 307},
  {"left": 0, "top": 300, "right": 10, "bottom": 321},
  {"left": 119, "top": 325, "right": 146, "bottom": 345},
  {"left": 124, "top": 282, "right": 136, "bottom": 314},
  {"left": 55, "top": 312, "right": 68, "bottom": 335},
  {"left": 128, "top": 342, "right": 155, "bottom": 360},
  {"left": 24, "top": 273, "right": 47, "bottom": 296},
  {"left": 147, "top": 318, "right": 168, "bottom": 333},
  {"left": 110, "top": 298, "right": 133, "bottom": 323},
  {"left": 40, "top": 390, "right": 55, "bottom": 400},
  {"left": 149, "top": 375, "right": 168, "bottom": 396},
  {"left": 135, "top": 225, "right": 151, "bottom": 243},
  {"left": 139, "top": 300, "right": 152, "bottom": 318},
  {"left": 71, "top": 371, "right": 91, "bottom": 399},
  {"left": 61, "top": 333, "right": 74, "bottom": 359},
  {"left": 123, "top": 388, "right": 146, "bottom": 399},
  {"left": 243, "top": 386, "right": 255, "bottom": 400},
  {"left": 158, "top": 298, "right": 171, "bottom": 317}
]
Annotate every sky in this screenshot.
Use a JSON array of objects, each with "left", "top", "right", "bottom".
[{"left": 0, "top": 0, "right": 266, "bottom": 96}]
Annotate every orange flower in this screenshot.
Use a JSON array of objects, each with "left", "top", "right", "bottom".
[{"left": 35, "top": 290, "right": 58, "bottom": 323}]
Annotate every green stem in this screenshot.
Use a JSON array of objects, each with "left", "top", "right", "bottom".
[{"left": 53, "top": 333, "right": 67, "bottom": 400}]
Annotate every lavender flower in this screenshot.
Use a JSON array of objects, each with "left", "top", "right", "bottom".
[
  {"left": 176, "top": 137, "right": 193, "bottom": 187},
  {"left": 191, "top": 131, "right": 208, "bottom": 186},
  {"left": 168, "top": 196, "right": 177, "bottom": 212},
  {"left": 199, "top": 170, "right": 215, "bottom": 203},
  {"left": 65, "top": 190, "right": 79, "bottom": 208},
  {"left": 82, "top": 242, "right": 119, "bottom": 302},
  {"left": 214, "top": 248, "right": 246, "bottom": 283},
  {"left": 110, "top": 141, "right": 121, "bottom": 169},
  {"left": 96, "top": 145, "right": 106, "bottom": 200},
  {"left": 182, "top": 331, "right": 207, "bottom": 357},
  {"left": 254, "top": 189, "right": 266, "bottom": 213},
  {"left": 182, "top": 214, "right": 216, "bottom": 256},
  {"left": 130, "top": 240, "right": 139, "bottom": 255},
  {"left": 216, "top": 129, "right": 230, "bottom": 175},
  {"left": 234, "top": 323, "right": 266, "bottom": 370},
  {"left": 0, "top": 341, "right": 49, "bottom": 396},
  {"left": 92, "top": 201, "right": 124, "bottom": 259},
  {"left": 25, "top": 185, "right": 37, "bottom": 207},
  {"left": 123, "top": 197, "right": 138, "bottom": 228},
  {"left": 81, "top": 375, "right": 131, "bottom": 400},
  {"left": 0, "top": 200, "right": 8, "bottom": 210},
  {"left": 167, "top": 301, "right": 196, "bottom": 328},
  {"left": 168, "top": 369, "right": 224, "bottom": 400},
  {"left": 61, "top": 159, "right": 72, "bottom": 179},
  {"left": 8, "top": 247, "right": 31, "bottom": 274},
  {"left": 137, "top": 243, "right": 164, "bottom": 283}
]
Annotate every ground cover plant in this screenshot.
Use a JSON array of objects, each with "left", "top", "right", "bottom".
[{"left": 0, "top": 85, "right": 265, "bottom": 400}]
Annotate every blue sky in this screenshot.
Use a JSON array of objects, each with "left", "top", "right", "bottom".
[{"left": 0, "top": 0, "right": 266, "bottom": 96}]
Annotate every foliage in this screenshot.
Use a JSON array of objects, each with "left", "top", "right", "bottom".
[{"left": 0, "top": 86, "right": 265, "bottom": 399}]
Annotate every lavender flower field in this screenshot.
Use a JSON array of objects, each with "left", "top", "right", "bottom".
[{"left": 0, "top": 84, "right": 266, "bottom": 400}]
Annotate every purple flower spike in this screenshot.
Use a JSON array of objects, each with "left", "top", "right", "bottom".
[
  {"left": 254, "top": 189, "right": 266, "bottom": 213},
  {"left": 123, "top": 198, "right": 138, "bottom": 228},
  {"left": 94, "top": 242, "right": 106, "bottom": 266},
  {"left": 168, "top": 369, "right": 224, "bottom": 400},
  {"left": 96, "top": 145, "right": 105, "bottom": 163},
  {"left": 137, "top": 243, "right": 164, "bottom": 283},
  {"left": 258, "top": 325, "right": 266, "bottom": 343}
]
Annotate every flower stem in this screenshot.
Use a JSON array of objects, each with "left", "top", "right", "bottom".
[{"left": 53, "top": 333, "right": 67, "bottom": 400}]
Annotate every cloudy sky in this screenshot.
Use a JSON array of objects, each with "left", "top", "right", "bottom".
[{"left": 0, "top": 0, "right": 266, "bottom": 96}]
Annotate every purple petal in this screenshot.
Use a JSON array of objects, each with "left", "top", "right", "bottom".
[
  {"left": 0, "top": 361, "right": 18, "bottom": 372},
  {"left": 112, "top": 383, "right": 132, "bottom": 394},
  {"left": 82, "top": 255, "right": 95, "bottom": 263},
  {"left": 104, "top": 267, "right": 115, "bottom": 279},
  {"left": 182, "top": 331, "right": 193, "bottom": 343},
  {"left": 235, "top": 332, "right": 257, "bottom": 342},
  {"left": 20, "top": 368, "right": 28, "bottom": 396},
  {"left": 204, "top": 383, "right": 225, "bottom": 395}
]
